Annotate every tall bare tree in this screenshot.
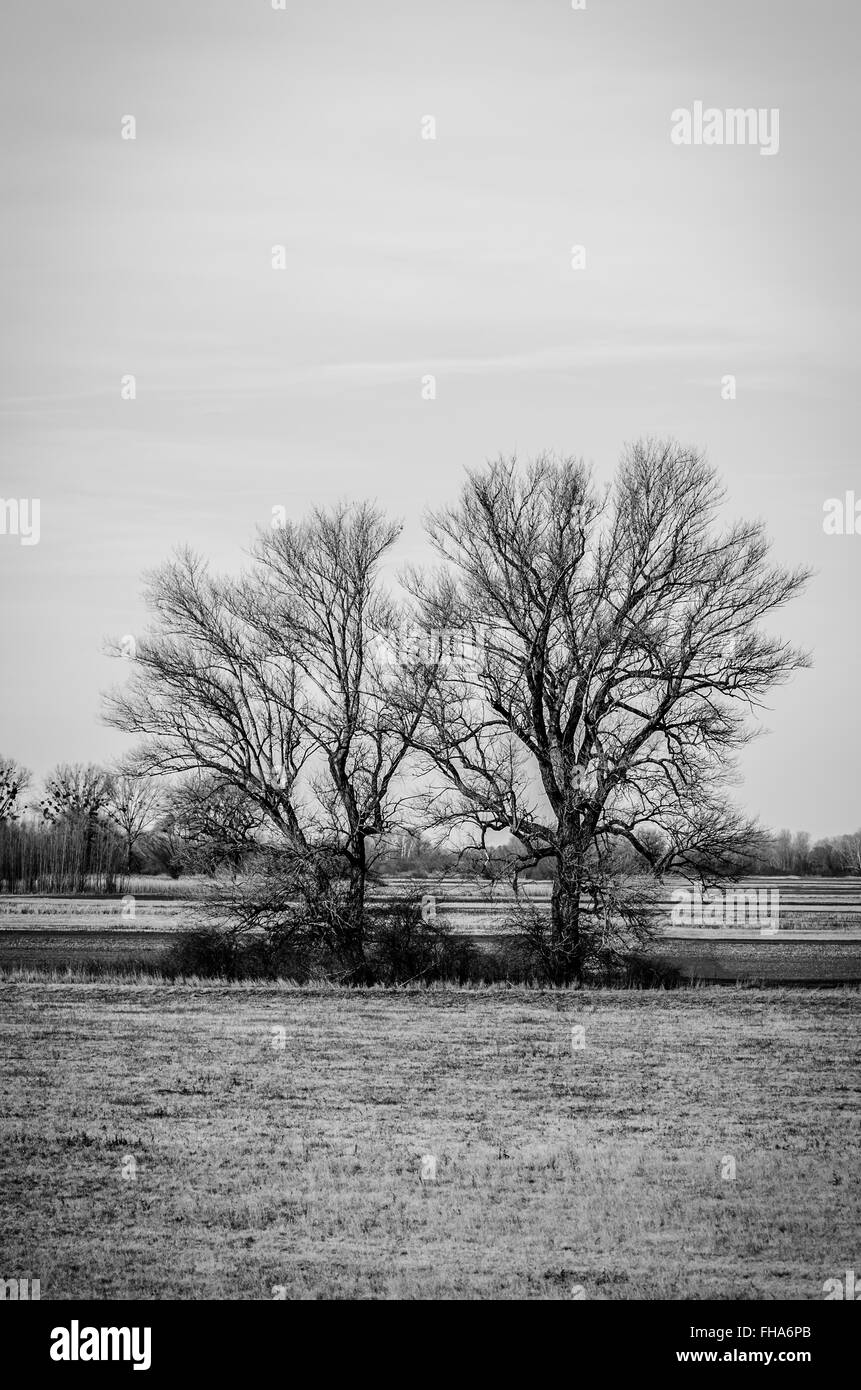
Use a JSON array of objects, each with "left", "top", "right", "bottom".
[
  {"left": 39, "top": 762, "right": 116, "bottom": 876},
  {"left": 251, "top": 502, "right": 430, "bottom": 931},
  {"left": 406, "top": 440, "right": 811, "bottom": 981},
  {"left": 105, "top": 503, "right": 430, "bottom": 972}
]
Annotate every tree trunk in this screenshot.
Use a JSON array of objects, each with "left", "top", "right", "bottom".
[
  {"left": 550, "top": 841, "right": 585, "bottom": 984},
  {"left": 341, "top": 839, "right": 369, "bottom": 979}
]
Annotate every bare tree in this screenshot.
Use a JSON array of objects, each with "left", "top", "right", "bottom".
[
  {"left": 791, "top": 829, "right": 812, "bottom": 875},
  {"left": 105, "top": 503, "right": 432, "bottom": 973},
  {"left": 40, "top": 763, "right": 114, "bottom": 825},
  {"left": 771, "top": 828, "right": 794, "bottom": 872},
  {"left": 406, "top": 440, "right": 811, "bottom": 982},
  {"left": 834, "top": 830, "right": 861, "bottom": 874},
  {"left": 251, "top": 502, "right": 432, "bottom": 946},
  {"left": 0, "top": 755, "right": 31, "bottom": 822},
  {"left": 108, "top": 764, "right": 164, "bottom": 871},
  {"left": 39, "top": 762, "right": 116, "bottom": 878}
]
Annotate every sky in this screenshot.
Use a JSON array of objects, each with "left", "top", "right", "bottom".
[{"left": 0, "top": 0, "right": 859, "bottom": 837}]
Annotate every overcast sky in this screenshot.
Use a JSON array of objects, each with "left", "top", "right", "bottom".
[{"left": 1, "top": 0, "right": 859, "bottom": 837}]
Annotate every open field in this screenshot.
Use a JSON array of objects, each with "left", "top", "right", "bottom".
[
  {"left": 2, "top": 877, "right": 861, "bottom": 980},
  {"left": 0, "top": 982, "right": 858, "bottom": 1299}
]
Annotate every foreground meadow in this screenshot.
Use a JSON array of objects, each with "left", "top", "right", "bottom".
[{"left": 0, "top": 981, "right": 858, "bottom": 1299}]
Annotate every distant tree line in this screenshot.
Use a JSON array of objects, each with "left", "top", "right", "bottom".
[
  {"left": 378, "top": 826, "right": 861, "bottom": 880},
  {"left": 1, "top": 753, "right": 857, "bottom": 896},
  {"left": 0, "top": 756, "right": 262, "bottom": 889}
]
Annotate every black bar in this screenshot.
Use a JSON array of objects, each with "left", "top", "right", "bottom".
[{"left": 8, "top": 1300, "right": 857, "bottom": 1378}]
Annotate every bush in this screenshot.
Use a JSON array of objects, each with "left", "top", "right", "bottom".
[
  {"left": 155, "top": 883, "right": 677, "bottom": 988},
  {"left": 160, "top": 928, "right": 240, "bottom": 978},
  {"left": 367, "top": 897, "right": 477, "bottom": 983},
  {"left": 158, "top": 902, "right": 541, "bottom": 984},
  {"left": 159, "top": 926, "right": 338, "bottom": 981}
]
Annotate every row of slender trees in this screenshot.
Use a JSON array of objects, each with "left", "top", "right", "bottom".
[
  {"left": 89, "top": 438, "right": 811, "bottom": 981},
  {"left": 0, "top": 758, "right": 262, "bottom": 883}
]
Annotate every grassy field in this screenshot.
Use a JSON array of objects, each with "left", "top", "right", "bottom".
[{"left": 1, "top": 981, "right": 858, "bottom": 1299}]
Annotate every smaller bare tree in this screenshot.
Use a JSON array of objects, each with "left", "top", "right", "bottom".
[
  {"left": 108, "top": 764, "right": 164, "bottom": 871},
  {"left": 0, "top": 755, "right": 31, "bottom": 822},
  {"left": 40, "top": 763, "right": 114, "bottom": 826},
  {"left": 106, "top": 503, "right": 436, "bottom": 976},
  {"left": 835, "top": 830, "right": 861, "bottom": 874}
]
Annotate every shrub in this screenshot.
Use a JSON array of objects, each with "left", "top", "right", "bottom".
[{"left": 367, "top": 896, "right": 477, "bottom": 983}]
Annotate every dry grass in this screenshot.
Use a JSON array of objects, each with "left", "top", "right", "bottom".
[{"left": 0, "top": 982, "right": 858, "bottom": 1299}]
